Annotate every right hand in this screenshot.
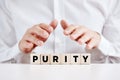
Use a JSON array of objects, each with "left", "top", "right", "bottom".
[{"left": 19, "top": 19, "right": 58, "bottom": 53}]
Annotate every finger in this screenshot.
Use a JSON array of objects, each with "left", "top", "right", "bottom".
[
  {"left": 39, "top": 23, "right": 53, "bottom": 33},
  {"left": 21, "top": 41, "right": 34, "bottom": 53},
  {"left": 70, "top": 27, "right": 86, "bottom": 40},
  {"left": 77, "top": 32, "right": 92, "bottom": 45},
  {"left": 50, "top": 19, "right": 58, "bottom": 29},
  {"left": 30, "top": 26, "right": 49, "bottom": 39},
  {"left": 25, "top": 34, "right": 44, "bottom": 46},
  {"left": 64, "top": 25, "right": 77, "bottom": 35},
  {"left": 61, "top": 20, "right": 69, "bottom": 29},
  {"left": 86, "top": 38, "right": 96, "bottom": 49}
]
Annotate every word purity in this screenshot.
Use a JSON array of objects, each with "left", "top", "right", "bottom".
[{"left": 30, "top": 53, "right": 91, "bottom": 65}]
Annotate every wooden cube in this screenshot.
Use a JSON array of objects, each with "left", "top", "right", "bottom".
[
  {"left": 60, "top": 54, "right": 71, "bottom": 65},
  {"left": 30, "top": 53, "right": 40, "bottom": 64},
  {"left": 80, "top": 53, "right": 91, "bottom": 65},
  {"left": 40, "top": 54, "right": 50, "bottom": 65},
  {"left": 50, "top": 54, "right": 61, "bottom": 65},
  {"left": 71, "top": 54, "right": 81, "bottom": 65}
]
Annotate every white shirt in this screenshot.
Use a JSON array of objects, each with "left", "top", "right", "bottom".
[{"left": 0, "top": 0, "right": 120, "bottom": 63}]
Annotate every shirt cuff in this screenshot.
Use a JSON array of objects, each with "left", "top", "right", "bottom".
[
  {"left": 0, "top": 42, "right": 22, "bottom": 62},
  {"left": 13, "top": 42, "right": 30, "bottom": 63},
  {"left": 11, "top": 42, "right": 22, "bottom": 59},
  {"left": 98, "top": 35, "right": 120, "bottom": 57}
]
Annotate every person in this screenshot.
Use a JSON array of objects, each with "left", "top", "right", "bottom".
[{"left": 0, "top": 0, "right": 120, "bottom": 63}]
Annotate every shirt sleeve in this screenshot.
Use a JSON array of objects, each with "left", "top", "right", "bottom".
[
  {"left": 98, "top": 0, "right": 120, "bottom": 57},
  {"left": 0, "top": 1, "right": 21, "bottom": 63},
  {"left": 97, "top": 0, "right": 120, "bottom": 63}
]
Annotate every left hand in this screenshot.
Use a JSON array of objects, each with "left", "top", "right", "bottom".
[{"left": 61, "top": 20, "right": 101, "bottom": 49}]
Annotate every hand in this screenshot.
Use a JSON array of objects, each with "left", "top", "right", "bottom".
[
  {"left": 61, "top": 20, "right": 101, "bottom": 49},
  {"left": 19, "top": 19, "right": 58, "bottom": 53}
]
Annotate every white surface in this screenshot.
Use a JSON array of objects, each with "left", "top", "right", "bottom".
[{"left": 0, "top": 64, "right": 120, "bottom": 80}]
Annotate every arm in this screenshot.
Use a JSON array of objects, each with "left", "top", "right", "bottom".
[
  {"left": 0, "top": 1, "right": 58, "bottom": 63},
  {"left": 60, "top": 0, "right": 120, "bottom": 63},
  {"left": 97, "top": 1, "right": 120, "bottom": 63},
  {"left": 0, "top": 1, "right": 21, "bottom": 63}
]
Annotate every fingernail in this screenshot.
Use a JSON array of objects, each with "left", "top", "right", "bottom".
[
  {"left": 87, "top": 45, "right": 92, "bottom": 49},
  {"left": 70, "top": 35, "right": 75, "bottom": 40},
  {"left": 28, "top": 43, "right": 33, "bottom": 48},
  {"left": 43, "top": 33, "right": 47, "bottom": 36},
  {"left": 78, "top": 40, "right": 82, "bottom": 45},
  {"left": 49, "top": 26, "right": 53, "bottom": 32},
  {"left": 43, "top": 33, "right": 49, "bottom": 38},
  {"left": 70, "top": 34, "right": 77, "bottom": 40},
  {"left": 37, "top": 40, "right": 43, "bottom": 46},
  {"left": 64, "top": 30, "right": 69, "bottom": 35},
  {"left": 49, "top": 28, "right": 53, "bottom": 32}
]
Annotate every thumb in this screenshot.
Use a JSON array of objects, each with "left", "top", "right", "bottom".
[
  {"left": 60, "top": 20, "right": 69, "bottom": 29},
  {"left": 50, "top": 19, "right": 58, "bottom": 29}
]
